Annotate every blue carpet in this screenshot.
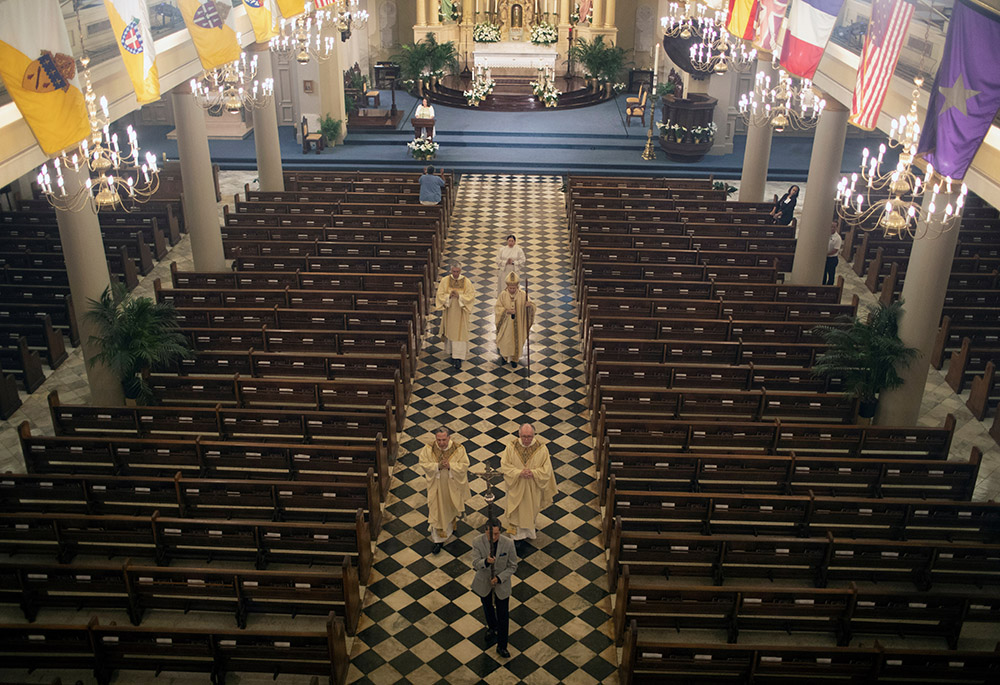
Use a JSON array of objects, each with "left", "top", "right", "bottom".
[{"left": 138, "top": 91, "right": 898, "bottom": 178}]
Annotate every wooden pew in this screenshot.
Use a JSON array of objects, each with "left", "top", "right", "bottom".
[
  {"left": 0, "top": 336, "right": 45, "bottom": 392},
  {"left": 0, "top": 361, "right": 20, "bottom": 419},
  {"left": 612, "top": 567, "right": 1000, "bottom": 648},
  {"left": 0, "top": 509, "right": 373, "bottom": 581},
  {"left": 0, "top": 313, "right": 66, "bottom": 368},
  {"left": 0, "top": 613, "right": 350, "bottom": 685},
  {"left": 0, "top": 292, "right": 80, "bottom": 345},
  {"left": 18, "top": 423, "right": 391, "bottom": 500},
  {"left": 598, "top": 446, "right": 982, "bottom": 502},
  {"left": 0, "top": 558, "right": 362, "bottom": 634}
]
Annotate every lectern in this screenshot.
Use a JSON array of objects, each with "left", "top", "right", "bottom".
[{"left": 412, "top": 118, "right": 435, "bottom": 140}]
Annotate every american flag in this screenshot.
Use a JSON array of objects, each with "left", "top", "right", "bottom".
[{"left": 849, "top": 0, "right": 915, "bottom": 130}]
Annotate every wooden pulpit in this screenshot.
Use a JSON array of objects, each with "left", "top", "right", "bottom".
[{"left": 412, "top": 118, "right": 435, "bottom": 140}]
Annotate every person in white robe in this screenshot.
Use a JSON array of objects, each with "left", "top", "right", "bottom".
[
  {"left": 494, "top": 272, "right": 535, "bottom": 368},
  {"left": 417, "top": 426, "right": 471, "bottom": 554},
  {"left": 414, "top": 97, "right": 436, "bottom": 138},
  {"left": 499, "top": 424, "right": 557, "bottom": 552},
  {"left": 435, "top": 264, "right": 476, "bottom": 370},
  {"left": 494, "top": 235, "right": 526, "bottom": 296}
]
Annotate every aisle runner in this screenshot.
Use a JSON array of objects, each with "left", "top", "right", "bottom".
[{"left": 346, "top": 175, "right": 618, "bottom": 684}]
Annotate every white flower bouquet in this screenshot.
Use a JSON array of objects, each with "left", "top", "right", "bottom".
[
  {"left": 407, "top": 136, "right": 439, "bottom": 160},
  {"left": 464, "top": 77, "right": 495, "bottom": 106},
  {"left": 531, "top": 80, "right": 561, "bottom": 107},
  {"left": 473, "top": 22, "right": 502, "bottom": 42},
  {"left": 530, "top": 22, "right": 558, "bottom": 44}
]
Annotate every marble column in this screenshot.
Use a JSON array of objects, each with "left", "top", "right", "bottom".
[
  {"left": 430, "top": 0, "right": 441, "bottom": 24},
  {"left": 417, "top": 0, "right": 428, "bottom": 26},
  {"left": 604, "top": 0, "right": 616, "bottom": 30},
  {"left": 170, "top": 88, "right": 226, "bottom": 272},
  {"left": 559, "top": 0, "right": 570, "bottom": 23},
  {"left": 54, "top": 166, "right": 124, "bottom": 405},
  {"left": 789, "top": 98, "right": 848, "bottom": 284},
  {"left": 738, "top": 57, "right": 776, "bottom": 203},
  {"left": 591, "top": 0, "right": 605, "bottom": 27},
  {"left": 250, "top": 44, "right": 285, "bottom": 192},
  {"left": 319, "top": 44, "right": 348, "bottom": 145},
  {"left": 875, "top": 191, "right": 963, "bottom": 426}
]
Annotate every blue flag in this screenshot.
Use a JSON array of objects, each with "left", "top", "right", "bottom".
[{"left": 916, "top": 0, "right": 1000, "bottom": 180}]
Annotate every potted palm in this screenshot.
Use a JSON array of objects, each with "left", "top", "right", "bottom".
[
  {"left": 85, "top": 283, "right": 192, "bottom": 405},
  {"left": 810, "top": 300, "right": 918, "bottom": 422}
]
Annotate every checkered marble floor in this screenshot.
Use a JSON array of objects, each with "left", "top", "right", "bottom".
[{"left": 346, "top": 175, "right": 619, "bottom": 684}]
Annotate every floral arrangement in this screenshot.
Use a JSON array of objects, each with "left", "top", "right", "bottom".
[
  {"left": 612, "top": 82, "right": 626, "bottom": 94},
  {"left": 570, "top": 2, "right": 593, "bottom": 23},
  {"left": 530, "top": 80, "right": 561, "bottom": 107},
  {"left": 530, "top": 22, "right": 558, "bottom": 44},
  {"left": 657, "top": 121, "right": 718, "bottom": 144},
  {"left": 407, "top": 136, "right": 439, "bottom": 160},
  {"left": 473, "top": 22, "right": 502, "bottom": 42},
  {"left": 463, "top": 77, "right": 496, "bottom": 106}
]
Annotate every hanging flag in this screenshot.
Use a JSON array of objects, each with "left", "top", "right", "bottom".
[
  {"left": 0, "top": 0, "right": 90, "bottom": 156},
  {"left": 779, "top": 0, "right": 846, "bottom": 79},
  {"left": 726, "top": 0, "right": 760, "bottom": 41},
  {"left": 753, "top": 0, "right": 787, "bottom": 54},
  {"left": 917, "top": 0, "right": 1000, "bottom": 180},
  {"left": 849, "top": 0, "right": 915, "bottom": 130},
  {"left": 243, "top": 0, "right": 277, "bottom": 42},
  {"left": 276, "top": 0, "right": 306, "bottom": 15},
  {"left": 178, "top": 0, "right": 242, "bottom": 71},
  {"left": 104, "top": 0, "right": 160, "bottom": 103}
]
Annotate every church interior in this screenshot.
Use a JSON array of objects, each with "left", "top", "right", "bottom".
[{"left": 1, "top": 0, "right": 1000, "bottom": 683}]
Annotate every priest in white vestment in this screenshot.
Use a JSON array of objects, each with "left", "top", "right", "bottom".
[
  {"left": 499, "top": 424, "right": 557, "bottom": 551},
  {"left": 494, "top": 271, "right": 535, "bottom": 368},
  {"left": 435, "top": 264, "right": 476, "bottom": 370},
  {"left": 417, "top": 426, "right": 471, "bottom": 554},
  {"left": 494, "top": 234, "right": 526, "bottom": 295}
]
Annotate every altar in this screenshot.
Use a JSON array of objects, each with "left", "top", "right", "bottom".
[{"left": 473, "top": 41, "right": 559, "bottom": 74}]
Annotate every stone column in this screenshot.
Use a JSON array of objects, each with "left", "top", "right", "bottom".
[
  {"left": 417, "top": 0, "right": 427, "bottom": 26},
  {"left": 13, "top": 172, "right": 35, "bottom": 203},
  {"left": 604, "top": 0, "right": 616, "bottom": 30},
  {"left": 54, "top": 166, "right": 124, "bottom": 405},
  {"left": 250, "top": 44, "right": 285, "bottom": 192},
  {"left": 319, "top": 43, "right": 348, "bottom": 145},
  {"left": 170, "top": 88, "right": 226, "bottom": 272},
  {"left": 738, "top": 57, "right": 776, "bottom": 203},
  {"left": 875, "top": 192, "right": 963, "bottom": 426},
  {"left": 430, "top": 0, "right": 441, "bottom": 25},
  {"left": 592, "top": 0, "right": 605, "bottom": 27},
  {"left": 559, "top": 0, "right": 570, "bottom": 23},
  {"left": 789, "top": 98, "right": 849, "bottom": 284}
]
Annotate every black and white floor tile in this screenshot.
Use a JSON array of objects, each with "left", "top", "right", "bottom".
[{"left": 345, "top": 174, "right": 619, "bottom": 684}]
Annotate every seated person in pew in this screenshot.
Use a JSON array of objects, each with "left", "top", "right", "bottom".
[
  {"left": 417, "top": 426, "right": 471, "bottom": 555},
  {"left": 419, "top": 165, "right": 447, "bottom": 206}
]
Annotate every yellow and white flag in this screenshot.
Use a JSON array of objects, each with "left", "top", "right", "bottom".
[
  {"left": 104, "top": 0, "right": 160, "bottom": 103},
  {"left": 276, "top": 0, "right": 307, "bottom": 19},
  {"left": 178, "top": 0, "right": 242, "bottom": 71},
  {"left": 0, "top": 0, "right": 90, "bottom": 156},
  {"left": 243, "top": 0, "right": 277, "bottom": 42}
]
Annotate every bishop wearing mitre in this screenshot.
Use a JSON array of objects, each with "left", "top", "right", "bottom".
[
  {"left": 435, "top": 263, "right": 476, "bottom": 370},
  {"left": 417, "top": 426, "right": 472, "bottom": 554},
  {"left": 494, "top": 271, "right": 535, "bottom": 368},
  {"left": 499, "top": 423, "right": 557, "bottom": 552}
]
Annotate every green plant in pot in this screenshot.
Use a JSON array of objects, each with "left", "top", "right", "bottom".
[
  {"left": 810, "top": 300, "right": 917, "bottom": 421},
  {"left": 656, "top": 82, "right": 676, "bottom": 97},
  {"left": 320, "top": 114, "right": 342, "bottom": 144},
  {"left": 85, "top": 283, "right": 192, "bottom": 404}
]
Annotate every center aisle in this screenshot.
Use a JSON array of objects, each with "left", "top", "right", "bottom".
[{"left": 346, "top": 175, "right": 618, "bottom": 684}]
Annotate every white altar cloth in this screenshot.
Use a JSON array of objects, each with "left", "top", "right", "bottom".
[{"left": 473, "top": 41, "right": 558, "bottom": 71}]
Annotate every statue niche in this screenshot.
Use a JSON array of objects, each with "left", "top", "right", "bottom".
[
  {"left": 498, "top": 0, "right": 535, "bottom": 40},
  {"left": 510, "top": 2, "right": 524, "bottom": 40}
]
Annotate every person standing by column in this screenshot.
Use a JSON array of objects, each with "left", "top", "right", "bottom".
[
  {"left": 435, "top": 264, "right": 476, "bottom": 370},
  {"left": 471, "top": 519, "right": 518, "bottom": 658},
  {"left": 499, "top": 423, "right": 557, "bottom": 553},
  {"left": 416, "top": 426, "right": 471, "bottom": 554},
  {"left": 824, "top": 223, "right": 843, "bottom": 286}
]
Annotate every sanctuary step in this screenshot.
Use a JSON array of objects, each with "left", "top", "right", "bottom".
[{"left": 432, "top": 75, "right": 611, "bottom": 112}]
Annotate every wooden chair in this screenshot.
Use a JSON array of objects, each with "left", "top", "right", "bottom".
[
  {"left": 364, "top": 88, "right": 381, "bottom": 108},
  {"left": 626, "top": 91, "right": 647, "bottom": 126},
  {"left": 625, "top": 84, "right": 645, "bottom": 107},
  {"left": 301, "top": 116, "right": 325, "bottom": 155}
]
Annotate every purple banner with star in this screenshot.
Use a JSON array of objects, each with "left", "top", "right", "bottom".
[{"left": 917, "top": 0, "right": 1000, "bottom": 179}]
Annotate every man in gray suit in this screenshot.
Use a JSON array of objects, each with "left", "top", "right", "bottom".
[{"left": 471, "top": 519, "right": 518, "bottom": 658}]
